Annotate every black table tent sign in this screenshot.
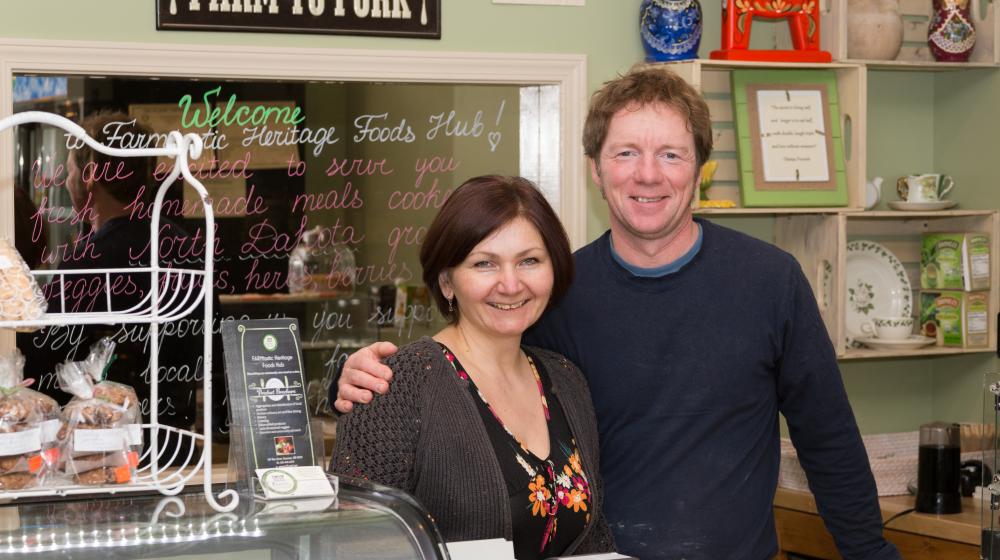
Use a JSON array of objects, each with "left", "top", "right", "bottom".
[{"left": 222, "top": 318, "right": 318, "bottom": 493}]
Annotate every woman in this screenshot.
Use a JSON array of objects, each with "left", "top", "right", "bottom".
[{"left": 330, "top": 175, "right": 614, "bottom": 558}]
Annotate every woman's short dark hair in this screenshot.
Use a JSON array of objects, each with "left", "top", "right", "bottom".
[{"left": 420, "top": 175, "right": 574, "bottom": 323}]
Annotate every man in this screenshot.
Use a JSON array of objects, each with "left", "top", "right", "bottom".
[{"left": 335, "top": 68, "right": 899, "bottom": 559}]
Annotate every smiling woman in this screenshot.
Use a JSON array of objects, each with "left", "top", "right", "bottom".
[
  {"left": 329, "top": 175, "right": 617, "bottom": 559},
  {"left": 436, "top": 217, "right": 554, "bottom": 339},
  {"left": 418, "top": 175, "right": 573, "bottom": 326}
]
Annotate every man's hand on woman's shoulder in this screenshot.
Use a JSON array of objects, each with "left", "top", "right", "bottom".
[{"left": 334, "top": 341, "right": 399, "bottom": 413}]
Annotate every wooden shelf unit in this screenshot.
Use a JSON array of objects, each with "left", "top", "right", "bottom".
[
  {"left": 693, "top": 206, "right": 846, "bottom": 215},
  {"left": 819, "top": 0, "right": 1000, "bottom": 66},
  {"left": 841, "top": 60, "right": 1000, "bottom": 71},
  {"left": 661, "top": 60, "right": 999, "bottom": 360},
  {"left": 840, "top": 345, "right": 993, "bottom": 360},
  {"left": 775, "top": 210, "right": 1000, "bottom": 358}
]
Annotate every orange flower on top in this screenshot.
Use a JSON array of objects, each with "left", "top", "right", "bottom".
[
  {"left": 528, "top": 475, "right": 551, "bottom": 517},
  {"left": 568, "top": 451, "right": 582, "bottom": 475},
  {"left": 568, "top": 488, "right": 588, "bottom": 513}
]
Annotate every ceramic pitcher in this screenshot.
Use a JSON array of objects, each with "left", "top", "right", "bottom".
[
  {"left": 847, "top": 0, "right": 903, "bottom": 60},
  {"left": 865, "top": 177, "right": 884, "bottom": 209}
]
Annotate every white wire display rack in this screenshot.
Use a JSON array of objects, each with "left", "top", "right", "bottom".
[{"left": 0, "top": 111, "right": 236, "bottom": 512}]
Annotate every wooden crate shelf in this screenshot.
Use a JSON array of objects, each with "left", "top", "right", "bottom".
[
  {"left": 820, "top": 0, "right": 1000, "bottom": 66},
  {"left": 775, "top": 210, "right": 1000, "bottom": 358},
  {"left": 657, "top": 59, "right": 997, "bottom": 361},
  {"left": 841, "top": 345, "right": 994, "bottom": 360},
  {"left": 693, "top": 207, "right": 847, "bottom": 215}
]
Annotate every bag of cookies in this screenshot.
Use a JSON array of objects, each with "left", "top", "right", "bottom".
[
  {"left": 0, "top": 350, "right": 60, "bottom": 490},
  {"left": 57, "top": 338, "right": 142, "bottom": 486},
  {"left": 0, "top": 237, "right": 46, "bottom": 330}
]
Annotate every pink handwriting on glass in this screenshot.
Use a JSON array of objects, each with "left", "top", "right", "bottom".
[
  {"left": 30, "top": 158, "right": 132, "bottom": 189},
  {"left": 126, "top": 184, "right": 270, "bottom": 220},
  {"left": 387, "top": 156, "right": 460, "bottom": 211},
  {"left": 152, "top": 153, "right": 254, "bottom": 181},
  {"left": 324, "top": 157, "right": 394, "bottom": 177}
]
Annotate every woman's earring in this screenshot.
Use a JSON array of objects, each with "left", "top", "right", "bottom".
[{"left": 448, "top": 296, "right": 454, "bottom": 313}]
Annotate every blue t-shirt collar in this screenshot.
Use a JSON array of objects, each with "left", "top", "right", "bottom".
[{"left": 609, "top": 223, "right": 703, "bottom": 278}]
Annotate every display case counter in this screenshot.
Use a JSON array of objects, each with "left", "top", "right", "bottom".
[{"left": 0, "top": 476, "right": 447, "bottom": 559}]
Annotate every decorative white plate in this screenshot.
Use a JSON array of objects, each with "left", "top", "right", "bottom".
[
  {"left": 855, "top": 335, "right": 936, "bottom": 350},
  {"left": 887, "top": 200, "right": 957, "bottom": 211},
  {"left": 845, "top": 240, "right": 912, "bottom": 348}
]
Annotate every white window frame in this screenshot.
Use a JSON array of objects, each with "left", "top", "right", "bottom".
[
  {"left": 0, "top": 39, "right": 587, "bottom": 351},
  {"left": 0, "top": 39, "right": 587, "bottom": 243}
]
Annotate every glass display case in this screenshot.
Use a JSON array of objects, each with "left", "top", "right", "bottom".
[
  {"left": 981, "top": 372, "right": 1000, "bottom": 558},
  {"left": 0, "top": 476, "right": 447, "bottom": 559}
]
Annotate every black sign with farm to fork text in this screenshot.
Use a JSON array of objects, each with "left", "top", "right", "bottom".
[{"left": 157, "top": 0, "right": 440, "bottom": 39}]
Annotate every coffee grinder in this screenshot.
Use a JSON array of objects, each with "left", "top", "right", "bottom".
[{"left": 915, "top": 421, "right": 962, "bottom": 514}]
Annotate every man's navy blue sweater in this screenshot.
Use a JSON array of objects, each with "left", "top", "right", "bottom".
[{"left": 525, "top": 219, "right": 898, "bottom": 560}]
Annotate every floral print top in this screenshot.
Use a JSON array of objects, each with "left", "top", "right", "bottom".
[{"left": 439, "top": 343, "right": 591, "bottom": 560}]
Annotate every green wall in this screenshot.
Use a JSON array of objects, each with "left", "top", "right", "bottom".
[
  {"left": 933, "top": 68, "right": 1000, "bottom": 426},
  {"left": 4, "top": 0, "right": 997, "bottom": 434}
]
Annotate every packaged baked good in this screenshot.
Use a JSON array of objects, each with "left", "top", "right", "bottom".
[
  {"left": 57, "top": 338, "right": 142, "bottom": 486},
  {"left": 0, "top": 350, "right": 60, "bottom": 490},
  {"left": 0, "top": 237, "right": 46, "bottom": 330}
]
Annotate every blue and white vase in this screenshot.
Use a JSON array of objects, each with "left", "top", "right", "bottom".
[{"left": 640, "top": 0, "right": 703, "bottom": 62}]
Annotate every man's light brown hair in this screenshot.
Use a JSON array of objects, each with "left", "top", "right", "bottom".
[{"left": 583, "top": 66, "right": 713, "bottom": 169}]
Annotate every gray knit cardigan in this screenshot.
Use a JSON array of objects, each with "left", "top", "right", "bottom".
[{"left": 330, "top": 336, "right": 616, "bottom": 554}]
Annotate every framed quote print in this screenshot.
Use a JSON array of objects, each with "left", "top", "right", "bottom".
[{"left": 731, "top": 69, "right": 848, "bottom": 207}]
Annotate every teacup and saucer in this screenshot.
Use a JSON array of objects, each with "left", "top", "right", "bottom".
[
  {"left": 857, "top": 316, "right": 935, "bottom": 350},
  {"left": 888, "top": 174, "right": 958, "bottom": 211}
]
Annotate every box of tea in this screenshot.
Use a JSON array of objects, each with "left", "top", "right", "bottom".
[
  {"left": 920, "top": 233, "right": 991, "bottom": 291},
  {"left": 918, "top": 292, "right": 939, "bottom": 340},
  {"left": 931, "top": 291, "right": 989, "bottom": 348}
]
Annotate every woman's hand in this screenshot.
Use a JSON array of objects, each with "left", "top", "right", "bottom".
[{"left": 334, "top": 341, "right": 399, "bottom": 413}]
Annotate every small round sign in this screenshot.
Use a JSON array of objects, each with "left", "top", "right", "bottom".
[
  {"left": 262, "top": 334, "right": 278, "bottom": 352},
  {"left": 261, "top": 469, "right": 297, "bottom": 495}
]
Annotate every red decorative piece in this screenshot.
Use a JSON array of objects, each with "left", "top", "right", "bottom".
[
  {"left": 711, "top": 0, "right": 832, "bottom": 62},
  {"left": 927, "top": 0, "right": 976, "bottom": 62}
]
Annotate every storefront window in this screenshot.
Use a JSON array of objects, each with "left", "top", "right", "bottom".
[{"left": 12, "top": 73, "right": 560, "bottom": 435}]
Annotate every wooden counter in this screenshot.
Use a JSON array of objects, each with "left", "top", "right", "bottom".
[{"left": 774, "top": 487, "right": 983, "bottom": 559}]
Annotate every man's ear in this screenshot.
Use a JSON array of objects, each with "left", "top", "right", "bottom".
[
  {"left": 588, "top": 157, "right": 602, "bottom": 187},
  {"left": 81, "top": 159, "right": 96, "bottom": 192},
  {"left": 588, "top": 158, "right": 606, "bottom": 200}
]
